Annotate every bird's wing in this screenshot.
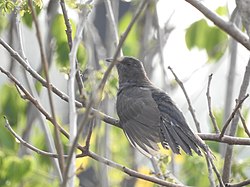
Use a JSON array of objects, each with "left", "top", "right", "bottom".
[
  {"left": 152, "top": 89, "right": 204, "bottom": 156},
  {"left": 117, "top": 86, "right": 161, "bottom": 157}
]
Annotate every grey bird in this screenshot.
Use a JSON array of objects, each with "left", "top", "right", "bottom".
[{"left": 107, "top": 56, "right": 210, "bottom": 158}]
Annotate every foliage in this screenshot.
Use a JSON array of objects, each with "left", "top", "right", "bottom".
[
  {"left": 185, "top": 18, "right": 228, "bottom": 61},
  {"left": 119, "top": 12, "right": 140, "bottom": 57}
]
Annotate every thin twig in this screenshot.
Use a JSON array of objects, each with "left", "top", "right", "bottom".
[
  {"left": 206, "top": 74, "right": 220, "bottom": 133},
  {"left": 59, "top": 0, "right": 73, "bottom": 49},
  {"left": 59, "top": 0, "right": 84, "bottom": 96},
  {"left": 167, "top": 67, "right": 224, "bottom": 185},
  {"left": 84, "top": 120, "right": 94, "bottom": 150},
  {"left": 208, "top": 156, "right": 225, "bottom": 187},
  {"left": 28, "top": 0, "right": 65, "bottom": 172},
  {"left": 184, "top": 0, "right": 250, "bottom": 51},
  {"left": 3, "top": 116, "right": 87, "bottom": 158},
  {"left": 219, "top": 94, "right": 249, "bottom": 139},
  {"left": 154, "top": 1, "right": 168, "bottom": 88},
  {"left": 205, "top": 157, "right": 216, "bottom": 187},
  {"left": 104, "top": 0, "right": 123, "bottom": 56},
  {"left": 168, "top": 66, "right": 201, "bottom": 132},
  {"left": 60, "top": 4, "right": 92, "bottom": 186},
  {"left": 226, "top": 179, "right": 250, "bottom": 187},
  {"left": 238, "top": 111, "right": 250, "bottom": 137},
  {"left": 3, "top": 116, "right": 60, "bottom": 158}
]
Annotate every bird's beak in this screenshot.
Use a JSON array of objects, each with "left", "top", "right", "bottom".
[
  {"left": 106, "top": 58, "right": 113, "bottom": 63},
  {"left": 105, "top": 57, "right": 123, "bottom": 63}
]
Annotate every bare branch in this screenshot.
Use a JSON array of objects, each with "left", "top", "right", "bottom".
[
  {"left": 226, "top": 179, "right": 250, "bottom": 187},
  {"left": 205, "top": 157, "right": 216, "bottom": 187},
  {"left": 219, "top": 94, "right": 249, "bottom": 139},
  {"left": 104, "top": 0, "right": 122, "bottom": 56},
  {"left": 168, "top": 66, "right": 201, "bottom": 132},
  {"left": 59, "top": 0, "right": 73, "bottom": 49},
  {"left": 206, "top": 74, "right": 220, "bottom": 133},
  {"left": 238, "top": 111, "right": 250, "bottom": 137},
  {"left": 168, "top": 67, "right": 224, "bottom": 186},
  {"left": 27, "top": 0, "right": 65, "bottom": 171},
  {"left": 59, "top": 0, "right": 84, "bottom": 97},
  {"left": 198, "top": 133, "right": 250, "bottom": 145},
  {"left": 184, "top": 0, "right": 250, "bottom": 51},
  {"left": 62, "top": 5, "right": 92, "bottom": 186},
  {"left": 3, "top": 116, "right": 60, "bottom": 158}
]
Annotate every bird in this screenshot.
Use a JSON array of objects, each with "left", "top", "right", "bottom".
[{"left": 106, "top": 56, "right": 211, "bottom": 158}]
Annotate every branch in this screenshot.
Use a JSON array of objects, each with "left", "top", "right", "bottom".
[
  {"left": 28, "top": 0, "right": 65, "bottom": 171},
  {"left": 59, "top": 0, "right": 73, "bottom": 49},
  {"left": 62, "top": 5, "right": 91, "bottom": 186},
  {"left": 238, "top": 111, "right": 250, "bottom": 137},
  {"left": 59, "top": 0, "right": 84, "bottom": 97},
  {"left": 205, "top": 157, "right": 216, "bottom": 187},
  {"left": 206, "top": 74, "right": 220, "bottom": 133},
  {"left": 3, "top": 116, "right": 60, "bottom": 158},
  {"left": 184, "top": 0, "right": 250, "bottom": 51},
  {"left": 104, "top": 0, "right": 122, "bottom": 56},
  {"left": 198, "top": 133, "right": 250, "bottom": 145},
  {"left": 168, "top": 66, "right": 201, "bottom": 132},
  {"left": 219, "top": 94, "right": 249, "bottom": 139},
  {"left": 226, "top": 179, "right": 250, "bottom": 187}
]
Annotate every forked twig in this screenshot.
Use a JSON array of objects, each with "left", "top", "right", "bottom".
[
  {"left": 168, "top": 66, "right": 201, "bottom": 132},
  {"left": 220, "top": 94, "right": 249, "bottom": 139}
]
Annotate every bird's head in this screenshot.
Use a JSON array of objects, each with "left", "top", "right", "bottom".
[{"left": 106, "top": 56, "right": 149, "bottom": 87}]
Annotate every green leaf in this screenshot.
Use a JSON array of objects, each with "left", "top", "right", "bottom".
[
  {"left": 216, "top": 6, "right": 228, "bottom": 16},
  {"left": 52, "top": 14, "right": 77, "bottom": 67},
  {"left": 0, "top": 84, "right": 27, "bottom": 126},
  {"left": 21, "top": 3, "right": 42, "bottom": 28},
  {"left": 0, "top": 117, "right": 15, "bottom": 150},
  {"left": 77, "top": 42, "right": 87, "bottom": 67},
  {"left": 56, "top": 41, "right": 70, "bottom": 66},
  {"left": 0, "top": 0, "right": 15, "bottom": 14},
  {"left": 0, "top": 13, "right": 7, "bottom": 33},
  {"left": 52, "top": 14, "right": 68, "bottom": 43},
  {"left": 185, "top": 19, "right": 228, "bottom": 61},
  {"left": 4, "top": 156, "right": 33, "bottom": 183},
  {"left": 22, "top": 11, "right": 33, "bottom": 28}
]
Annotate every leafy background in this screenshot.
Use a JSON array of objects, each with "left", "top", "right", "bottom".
[{"left": 0, "top": 0, "right": 249, "bottom": 187}]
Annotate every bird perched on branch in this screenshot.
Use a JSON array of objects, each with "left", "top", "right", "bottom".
[{"left": 106, "top": 56, "right": 211, "bottom": 158}]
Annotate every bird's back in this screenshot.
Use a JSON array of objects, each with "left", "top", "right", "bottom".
[{"left": 117, "top": 84, "right": 206, "bottom": 157}]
